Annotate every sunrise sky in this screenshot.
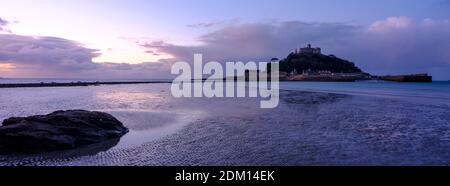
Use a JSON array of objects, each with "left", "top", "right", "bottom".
[{"left": 0, "top": 0, "right": 449, "bottom": 79}]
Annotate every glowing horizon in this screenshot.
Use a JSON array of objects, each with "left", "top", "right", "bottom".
[{"left": 1, "top": 0, "right": 450, "bottom": 79}]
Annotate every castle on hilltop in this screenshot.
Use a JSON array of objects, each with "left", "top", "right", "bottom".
[{"left": 293, "top": 44, "right": 321, "bottom": 54}]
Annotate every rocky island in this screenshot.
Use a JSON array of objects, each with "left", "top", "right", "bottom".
[
  {"left": 268, "top": 44, "right": 370, "bottom": 81},
  {"left": 267, "top": 44, "right": 431, "bottom": 82},
  {"left": 0, "top": 110, "right": 129, "bottom": 154}
]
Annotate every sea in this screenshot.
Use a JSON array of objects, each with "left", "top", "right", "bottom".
[
  {"left": 2, "top": 78, "right": 450, "bottom": 105},
  {"left": 2, "top": 78, "right": 450, "bottom": 92},
  {"left": 1, "top": 78, "right": 450, "bottom": 165},
  {"left": 280, "top": 80, "right": 450, "bottom": 106}
]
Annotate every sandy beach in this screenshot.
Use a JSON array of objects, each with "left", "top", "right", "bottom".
[{"left": 1, "top": 83, "right": 450, "bottom": 166}]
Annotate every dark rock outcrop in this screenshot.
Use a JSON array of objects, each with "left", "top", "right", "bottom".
[
  {"left": 380, "top": 73, "right": 432, "bottom": 82},
  {"left": 0, "top": 110, "right": 129, "bottom": 154}
]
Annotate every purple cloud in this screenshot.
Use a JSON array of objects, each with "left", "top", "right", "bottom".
[
  {"left": 2, "top": 16, "right": 450, "bottom": 80},
  {"left": 186, "top": 18, "right": 241, "bottom": 29},
  {"left": 0, "top": 34, "right": 100, "bottom": 70},
  {"left": 142, "top": 22, "right": 360, "bottom": 63},
  {"left": 0, "top": 18, "right": 7, "bottom": 26},
  {"left": 0, "top": 17, "right": 11, "bottom": 33},
  {"left": 186, "top": 21, "right": 225, "bottom": 29},
  {"left": 337, "top": 17, "right": 450, "bottom": 78},
  {"left": 0, "top": 34, "right": 170, "bottom": 78},
  {"left": 141, "top": 17, "right": 450, "bottom": 80}
]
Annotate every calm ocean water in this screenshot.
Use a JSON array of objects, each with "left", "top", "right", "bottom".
[
  {"left": 1, "top": 78, "right": 450, "bottom": 104},
  {"left": 0, "top": 78, "right": 171, "bottom": 84},
  {"left": 1, "top": 80, "right": 450, "bottom": 165},
  {"left": 280, "top": 81, "right": 450, "bottom": 105}
]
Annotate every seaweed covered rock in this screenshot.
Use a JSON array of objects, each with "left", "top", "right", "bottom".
[{"left": 0, "top": 110, "right": 128, "bottom": 154}]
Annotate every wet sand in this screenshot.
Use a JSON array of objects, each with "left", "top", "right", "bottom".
[{"left": 1, "top": 84, "right": 450, "bottom": 165}]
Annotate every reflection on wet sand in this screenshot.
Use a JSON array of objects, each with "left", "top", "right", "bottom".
[
  {"left": 95, "top": 91, "right": 164, "bottom": 102},
  {"left": 106, "top": 109, "right": 204, "bottom": 149},
  {"left": 0, "top": 138, "right": 121, "bottom": 165}
]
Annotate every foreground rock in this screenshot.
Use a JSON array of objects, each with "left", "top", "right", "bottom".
[{"left": 0, "top": 110, "right": 129, "bottom": 154}]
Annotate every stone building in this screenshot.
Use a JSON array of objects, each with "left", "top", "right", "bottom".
[{"left": 294, "top": 44, "right": 321, "bottom": 54}]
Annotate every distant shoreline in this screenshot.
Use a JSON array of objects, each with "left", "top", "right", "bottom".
[
  {"left": 0, "top": 81, "right": 172, "bottom": 88},
  {"left": 1, "top": 79, "right": 444, "bottom": 89}
]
